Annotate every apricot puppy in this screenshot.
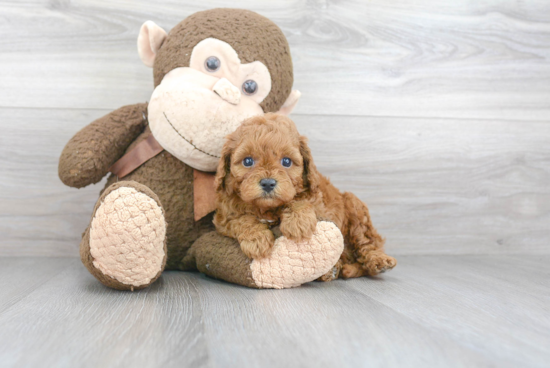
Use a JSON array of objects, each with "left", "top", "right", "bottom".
[{"left": 213, "top": 113, "right": 396, "bottom": 278}]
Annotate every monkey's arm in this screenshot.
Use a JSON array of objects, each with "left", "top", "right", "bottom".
[
  {"left": 58, "top": 103, "right": 148, "bottom": 188},
  {"left": 213, "top": 212, "right": 275, "bottom": 259}
]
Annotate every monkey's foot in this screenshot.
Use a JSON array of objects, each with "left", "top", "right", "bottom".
[
  {"left": 250, "top": 221, "right": 344, "bottom": 289},
  {"left": 81, "top": 181, "right": 167, "bottom": 290}
]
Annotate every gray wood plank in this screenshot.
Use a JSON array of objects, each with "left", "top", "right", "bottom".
[
  {"left": 0, "top": 259, "right": 210, "bottom": 368},
  {"left": 346, "top": 255, "right": 550, "bottom": 368},
  {"left": 2, "top": 107, "right": 548, "bottom": 256},
  {"left": 0, "top": 257, "right": 73, "bottom": 313},
  {"left": 191, "top": 271, "right": 494, "bottom": 368},
  {"left": 0, "top": 256, "right": 549, "bottom": 367},
  {"left": 0, "top": 1, "right": 549, "bottom": 120}
]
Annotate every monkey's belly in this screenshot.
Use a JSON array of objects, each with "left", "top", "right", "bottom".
[{"left": 104, "top": 135, "right": 215, "bottom": 270}]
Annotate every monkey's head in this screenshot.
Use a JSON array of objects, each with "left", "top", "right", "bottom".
[{"left": 138, "top": 9, "right": 300, "bottom": 172}]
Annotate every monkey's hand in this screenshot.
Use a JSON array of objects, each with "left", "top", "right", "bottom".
[
  {"left": 280, "top": 201, "right": 317, "bottom": 242},
  {"left": 58, "top": 103, "right": 148, "bottom": 188}
]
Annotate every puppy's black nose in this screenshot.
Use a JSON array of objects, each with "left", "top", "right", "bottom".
[{"left": 260, "top": 178, "right": 277, "bottom": 193}]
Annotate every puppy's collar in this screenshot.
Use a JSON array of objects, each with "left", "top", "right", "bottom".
[
  {"left": 259, "top": 218, "right": 277, "bottom": 224},
  {"left": 257, "top": 212, "right": 280, "bottom": 227}
]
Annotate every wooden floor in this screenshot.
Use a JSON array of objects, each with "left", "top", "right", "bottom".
[{"left": 0, "top": 255, "right": 548, "bottom": 368}]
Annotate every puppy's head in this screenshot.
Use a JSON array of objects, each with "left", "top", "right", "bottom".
[{"left": 215, "top": 113, "right": 319, "bottom": 209}]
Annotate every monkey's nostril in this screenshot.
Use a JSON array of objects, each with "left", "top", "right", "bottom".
[{"left": 260, "top": 178, "right": 277, "bottom": 193}]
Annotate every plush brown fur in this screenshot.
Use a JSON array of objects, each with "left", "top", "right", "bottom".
[{"left": 214, "top": 113, "right": 397, "bottom": 278}]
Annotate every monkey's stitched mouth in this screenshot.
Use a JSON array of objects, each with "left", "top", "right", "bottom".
[{"left": 163, "top": 112, "right": 221, "bottom": 159}]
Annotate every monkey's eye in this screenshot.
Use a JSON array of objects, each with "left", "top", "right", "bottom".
[
  {"left": 242, "top": 80, "right": 258, "bottom": 95},
  {"left": 205, "top": 56, "right": 220, "bottom": 72},
  {"left": 281, "top": 157, "right": 292, "bottom": 168},
  {"left": 243, "top": 157, "right": 255, "bottom": 167}
]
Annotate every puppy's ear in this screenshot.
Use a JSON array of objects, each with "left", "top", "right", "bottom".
[
  {"left": 215, "top": 138, "right": 234, "bottom": 196},
  {"left": 299, "top": 135, "right": 320, "bottom": 195}
]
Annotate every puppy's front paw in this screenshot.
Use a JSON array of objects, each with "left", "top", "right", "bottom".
[
  {"left": 280, "top": 207, "right": 317, "bottom": 242},
  {"left": 240, "top": 230, "right": 275, "bottom": 259}
]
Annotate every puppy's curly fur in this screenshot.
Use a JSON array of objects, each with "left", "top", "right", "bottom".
[{"left": 213, "top": 113, "right": 396, "bottom": 279}]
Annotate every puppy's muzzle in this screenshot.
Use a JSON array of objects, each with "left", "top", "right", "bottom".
[{"left": 260, "top": 178, "right": 277, "bottom": 193}]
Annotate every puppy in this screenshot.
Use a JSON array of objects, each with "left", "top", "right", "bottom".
[{"left": 213, "top": 113, "right": 396, "bottom": 279}]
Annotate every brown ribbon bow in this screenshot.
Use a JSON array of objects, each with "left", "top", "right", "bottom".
[{"left": 109, "top": 134, "right": 217, "bottom": 221}]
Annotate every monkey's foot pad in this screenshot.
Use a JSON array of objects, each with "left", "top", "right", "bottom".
[
  {"left": 250, "top": 221, "right": 344, "bottom": 289},
  {"left": 89, "top": 186, "right": 166, "bottom": 287}
]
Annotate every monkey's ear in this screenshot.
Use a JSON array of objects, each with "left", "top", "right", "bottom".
[
  {"left": 277, "top": 90, "right": 301, "bottom": 115},
  {"left": 137, "top": 21, "right": 168, "bottom": 68}
]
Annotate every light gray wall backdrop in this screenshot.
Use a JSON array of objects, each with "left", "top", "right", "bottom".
[{"left": 1, "top": 0, "right": 549, "bottom": 256}]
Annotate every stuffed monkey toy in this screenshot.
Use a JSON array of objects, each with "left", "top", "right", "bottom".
[{"left": 59, "top": 9, "right": 344, "bottom": 290}]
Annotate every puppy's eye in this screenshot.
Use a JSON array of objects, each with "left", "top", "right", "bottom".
[
  {"left": 242, "top": 157, "right": 255, "bottom": 167},
  {"left": 281, "top": 157, "right": 292, "bottom": 168},
  {"left": 242, "top": 80, "right": 258, "bottom": 95},
  {"left": 205, "top": 56, "right": 220, "bottom": 72}
]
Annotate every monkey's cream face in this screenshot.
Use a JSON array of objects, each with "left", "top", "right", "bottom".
[{"left": 148, "top": 38, "right": 272, "bottom": 172}]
